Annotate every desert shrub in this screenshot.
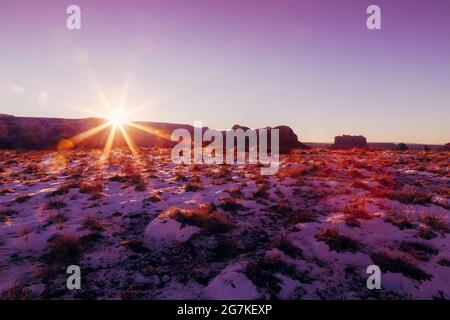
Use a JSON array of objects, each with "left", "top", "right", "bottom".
[
  {"left": 0, "top": 210, "right": 17, "bottom": 223},
  {"left": 244, "top": 259, "right": 283, "bottom": 297},
  {"left": 275, "top": 235, "right": 303, "bottom": 258},
  {"left": 46, "top": 185, "right": 70, "bottom": 197},
  {"left": 208, "top": 237, "right": 240, "bottom": 261},
  {"left": 79, "top": 183, "right": 104, "bottom": 200},
  {"left": 145, "top": 194, "right": 161, "bottom": 202},
  {"left": 45, "top": 200, "right": 67, "bottom": 210},
  {"left": 109, "top": 174, "right": 127, "bottom": 183},
  {"left": 122, "top": 239, "right": 149, "bottom": 254},
  {"left": 219, "top": 197, "right": 245, "bottom": 212},
  {"left": 277, "top": 165, "right": 308, "bottom": 179},
  {"left": 349, "top": 169, "right": 362, "bottom": 178},
  {"left": 270, "top": 200, "right": 293, "bottom": 214},
  {"left": 398, "top": 241, "right": 438, "bottom": 262},
  {"left": 252, "top": 187, "right": 269, "bottom": 199},
  {"left": 45, "top": 234, "right": 81, "bottom": 266},
  {"left": 315, "top": 228, "right": 361, "bottom": 253},
  {"left": 370, "top": 252, "right": 432, "bottom": 281},
  {"left": 288, "top": 211, "right": 317, "bottom": 224},
  {"left": 352, "top": 180, "right": 369, "bottom": 190},
  {"left": 417, "top": 226, "right": 437, "bottom": 240},
  {"left": 14, "top": 194, "right": 32, "bottom": 203},
  {"left": 80, "top": 216, "right": 105, "bottom": 232},
  {"left": 438, "top": 258, "right": 450, "bottom": 267},
  {"left": 162, "top": 204, "right": 233, "bottom": 233},
  {"left": 133, "top": 175, "right": 147, "bottom": 192},
  {"left": 343, "top": 202, "right": 372, "bottom": 220},
  {"left": 23, "top": 164, "right": 40, "bottom": 174},
  {"left": 44, "top": 212, "right": 67, "bottom": 226},
  {"left": 0, "top": 188, "right": 15, "bottom": 195},
  {"left": 225, "top": 187, "right": 244, "bottom": 199},
  {"left": 79, "top": 183, "right": 103, "bottom": 194},
  {"left": 419, "top": 214, "right": 450, "bottom": 234},
  {"left": 174, "top": 171, "right": 188, "bottom": 182},
  {"left": 394, "top": 185, "right": 431, "bottom": 205},
  {"left": 244, "top": 253, "right": 308, "bottom": 298},
  {"left": 384, "top": 210, "right": 415, "bottom": 230},
  {"left": 0, "top": 285, "right": 32, "bottom": 300},
  {"left": 184, "top": 182, "right": 202, "bottom": 192},
  {"left": 377, "top": 174, "right": 394, "bottom": 187},
  {"left": 370, "top": 187, "right": 395, "bottom": 199}
]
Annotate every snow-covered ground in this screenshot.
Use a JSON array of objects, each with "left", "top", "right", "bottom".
[{"left": 0, "top": 148, "right": 449, "bottom": 299}]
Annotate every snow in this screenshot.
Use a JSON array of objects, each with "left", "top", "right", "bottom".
[
  {"left": 0, "top": 148, "right": 449, "bottom": 299},
  {"left": 205, "top": 264, "right": 260, "bottom": 300},
  {"left": 144, "top": 217, "right": 200, "bottom": 249}
]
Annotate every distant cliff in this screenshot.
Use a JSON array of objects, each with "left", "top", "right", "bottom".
[{"left": 0, "top": 115, "right": 308, "bottom": 151}]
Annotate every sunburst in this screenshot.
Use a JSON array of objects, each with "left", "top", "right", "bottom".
[{"left": 62, "top": 59, "right": 173, "bottom": 165}]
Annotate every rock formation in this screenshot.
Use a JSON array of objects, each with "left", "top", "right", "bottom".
[
  {"left": 397, "top": 143, "right": 409, "bottom": 151},
  {"left": 331, "top": 135, "right": 368, "bottom": 150},
  {"left": 439, "top": 143, "right": 450, "bottom": 151}
]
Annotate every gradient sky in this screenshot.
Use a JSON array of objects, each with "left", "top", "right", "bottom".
[{"left": 0, "top": 0, "right": 449, "bottom": 143}]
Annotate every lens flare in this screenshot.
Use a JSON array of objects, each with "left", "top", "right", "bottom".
[{"left": 107, "top": 110, "right": 129, "bottom": 128}]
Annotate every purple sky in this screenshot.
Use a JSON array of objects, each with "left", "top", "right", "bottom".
[{"left": 0, "top": 0, "right": 449, "bottom": 143}]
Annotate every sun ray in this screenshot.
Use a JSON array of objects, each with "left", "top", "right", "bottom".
[
  {"left": 102, "top": 125, "right": 117, "bottom": 161},
  {"left": 119, "top": 125, "right": 139, "bottom": 159},
  {"left": 86, "top": 67, "right": 113, "bottom": 115},
  {"left": 70, "top": 122, "right": 110, "bottom": 145},
  {"left": 127, "top": 122, "right": 172, "bottom": 141}
]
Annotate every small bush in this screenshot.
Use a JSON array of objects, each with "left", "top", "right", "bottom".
[
  {"left": 438, "top": 258, "right": 450, "bottom": 267},
  {"left": 398, "top": 241, "right": 438, "bottom": 262},
  {"left": 45, "top": 200, "right": 67, "bottom": 210},
  {"left": 0, "top": 210, "right": 17, "bottom": 223},
  {"left": 80, "top": 216, "right": 105, "bottom": 232},
  {"left": 162, "top": 204, "right": 233, "bottom": 233},
  {"left": 384, "top": 210, "right": 415, "bottom": 230},
  {"left": 219, "top": 197, "right": 245, "bottom": 212},
  {"left": 244, "top": 254, "right": 308, "bottom": 298},
  {"left": 45, "top": 234, "right": 81, "bottom": 266},
  {"left": 23, "top": 164, "right": 40, "bottom": 174},
  {"left": 46, "top": 212, "right": 67, "bottom": 225},
  {"left": 394, "top": 185, "right": 431, "bottom": 205},
  {"left": 275, "top": 235, "right": 303, "bottom": 258},
  {"left": 80, "top": 182, "right": 104, "bottom": 200},
  {"left": 315, "top": 228, "right": 361, "bottom": 253},
  {"left": 146, "top": 194, "right": 161, "bottom": 202},
  {"left": 184, "top": 182, "right": 202, "bottom": 192},
  {"left": 0, "top": 188, "right": 15, "bottom": 195},
  {"left": 289, "top": 211, "right": 317, "bottom": 224},
  {"left": 14, "top": 194, "right": 32, "bottom": 203},
  {"left": 418, "top": 214, "right": 449, "bottom": 235},
  {"left": 0, "top": 285, "right": 32, "bottom": 300},
  {"left": 343, "top": 202, "right": 372, "bottom": 220},
  {"left": 371, "top": 252, "right": 432, "bottom": 281},
  {"left": 46, "top": 185, "right": 70, "bottom": 197}
]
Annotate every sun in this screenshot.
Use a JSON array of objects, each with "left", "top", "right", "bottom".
[{"left": 107, "top": 110, "right": 129, "bottom": 128}]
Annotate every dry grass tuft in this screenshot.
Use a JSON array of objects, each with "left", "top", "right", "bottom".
[{"left": 315, "top": 228, "right": 361, "bottom": 253}]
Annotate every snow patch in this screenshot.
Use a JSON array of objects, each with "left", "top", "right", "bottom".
[
  {"left": 205, "top": 264, "right": 260, "bottom": 300},
  {"left": 144, "top": 217, "right": 200, "bottom": 249}
]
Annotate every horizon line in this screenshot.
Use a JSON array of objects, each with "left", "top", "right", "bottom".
[{"left": 0, "top": 113, "right": 447, "bottom": 146}]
